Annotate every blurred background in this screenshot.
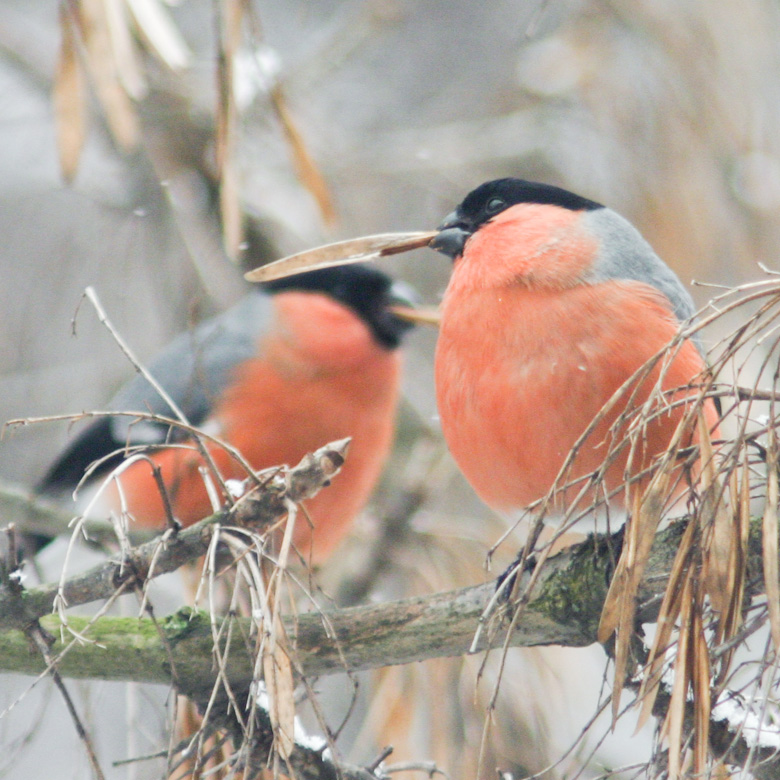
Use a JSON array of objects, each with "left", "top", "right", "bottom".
[{"left": 2, "top": 0, "right": 780, "bottom": 778}]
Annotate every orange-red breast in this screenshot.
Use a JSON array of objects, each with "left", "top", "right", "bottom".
[
  {"left": 429, "top": 178, "right": 718, "bottom": 518},
  {"left": 39, "top": 266, "right": 415, "bottom": 563}
]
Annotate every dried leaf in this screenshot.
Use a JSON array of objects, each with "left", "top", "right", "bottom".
[
  {"left": 260, "top": 481, "right": 298, "bottom": 761},
  {"left": 598, "top": 488, "right": 643, "bottom": 642},
  {"left": 244, "top": 231, "right": 437, "bottom": 282},
  {"left": 80, "top": 0, "right": 140, "bottom": 150},
  {"left": 636, "top": 518, "right": 696, "bottom": 730},
  {"left": 664, "top": 575, "right": 694, "bottom": 780},
  {"left": 763, "top": 444, "right": 780, "bottom": 648},
  {"left": 720, "top": 466, "right": 743, "bottom": 639},
  {"left": 271, "top": 84, "right": 337, "bottom": 227},
  {"left": 126, "top": 0, "right": 191, "bottom": 71},
  {"left": 715, "top": 457, "right": 749, "bottom": 682},
  {"left": 105, "top": 0, "right": 147, "bottom": 99},
  {"left": 262, "top": 613, "right": 296, "bottom": 760},
  {"left": 692, "top": 587, "right": 711, "bottom": 776},
  {"left": 54, "top": 5, "right": 87, "bottom": 182},
  {"left": 599, "top": 470, "right": 669, "bottom": 720},
  {"left": 600, "top": 492, "right": 639, "bottom": 719},
  {"left": 698, "top": 411, "right": 731, "bottom": 615},
  {"left": 736, "top": 447, "right": 751, "bottom": 603}
]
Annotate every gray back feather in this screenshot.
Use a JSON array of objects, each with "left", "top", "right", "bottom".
[
  {"left": 582, "top": 208, "right": 696, "bottom": 325},
  {"left": 108, "top": 292, "right": 273, "bottom": 443}
]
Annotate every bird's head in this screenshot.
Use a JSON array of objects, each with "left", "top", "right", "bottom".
[
  {"left": 430, "top": 178, "right": 603, "bottom": 263},
  {"left": 261, "top": 265, "right": 418, "bottom": 349}
]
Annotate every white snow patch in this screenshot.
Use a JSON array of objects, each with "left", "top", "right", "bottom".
[{"left": 713, "top": 691, "right": 780, "bottom": 749}]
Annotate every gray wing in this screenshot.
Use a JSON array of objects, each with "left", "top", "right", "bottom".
[
  {"left": 40, "top": 291, "right": 273, "bottom": 491},
  {"left": 108, "top": 291, "right": 273, "bottom": 441}
]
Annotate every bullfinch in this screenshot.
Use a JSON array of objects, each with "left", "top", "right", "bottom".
[{"left": 38, "top": 265, "right": 416, "bottom": 564}]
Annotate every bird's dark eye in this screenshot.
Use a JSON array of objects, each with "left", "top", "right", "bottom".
[{"left": 485, "top": 197, "right": 505, "bottom": 215}]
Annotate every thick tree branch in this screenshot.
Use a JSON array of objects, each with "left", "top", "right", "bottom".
[{"left": 0, "top": 520, "right": 768, "bottom": 695}]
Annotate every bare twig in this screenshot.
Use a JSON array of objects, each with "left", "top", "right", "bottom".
[
  {"left": 27, "top": 623, "right": 106, "bottom": 780},
  {"left": 80, "top": 287, "right": 236, "bottom": 505}
]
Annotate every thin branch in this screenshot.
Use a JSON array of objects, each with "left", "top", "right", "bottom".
[
  {"left": 1, "top": 525, "right": 106, "bottom": 779},
  {"left": 27, "top": 623, "right": 106, "bottom": 780}
]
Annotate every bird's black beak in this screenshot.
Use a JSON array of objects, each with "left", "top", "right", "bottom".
[
  {"left": 430, "top": 210, "right": 471, "bottom": 260},
  {"left": 387, "top": 278, "right": 441, "bottom": 327},
  {"left": 378, "top": 279, "right": 425, "bottom": 340}
]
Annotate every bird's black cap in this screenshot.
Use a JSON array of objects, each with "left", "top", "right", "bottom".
[
  {"left": 262, "top": 265, "right": 416, "bottom": 350},
  {"left": 432, "top": 178, "right": 603, "bottom": 259},
  {"left": 458, "top": 178, "right": 603, "bottom": 227}
]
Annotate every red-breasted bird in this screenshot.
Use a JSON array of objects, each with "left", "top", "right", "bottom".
[
  {"left": 38, "top": 265, "right": 415, "bottom": 564},
  {"left": 427, "top": 180, "right": 732, "bottom": 749},
  {"left": 429, "top": 178, "right": 718, "bottom": 519}
]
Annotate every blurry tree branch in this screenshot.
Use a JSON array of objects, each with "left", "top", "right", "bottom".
[{"left": 0, "top": 481, "right": 157, "bottom": 549}]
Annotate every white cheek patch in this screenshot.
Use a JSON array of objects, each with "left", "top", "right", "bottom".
[
  {"left": 198, "top": 418, "right": 223, "bottom": 437},
  {"left": 72, "top": 480, "right": 105, "bottom": 519}
]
